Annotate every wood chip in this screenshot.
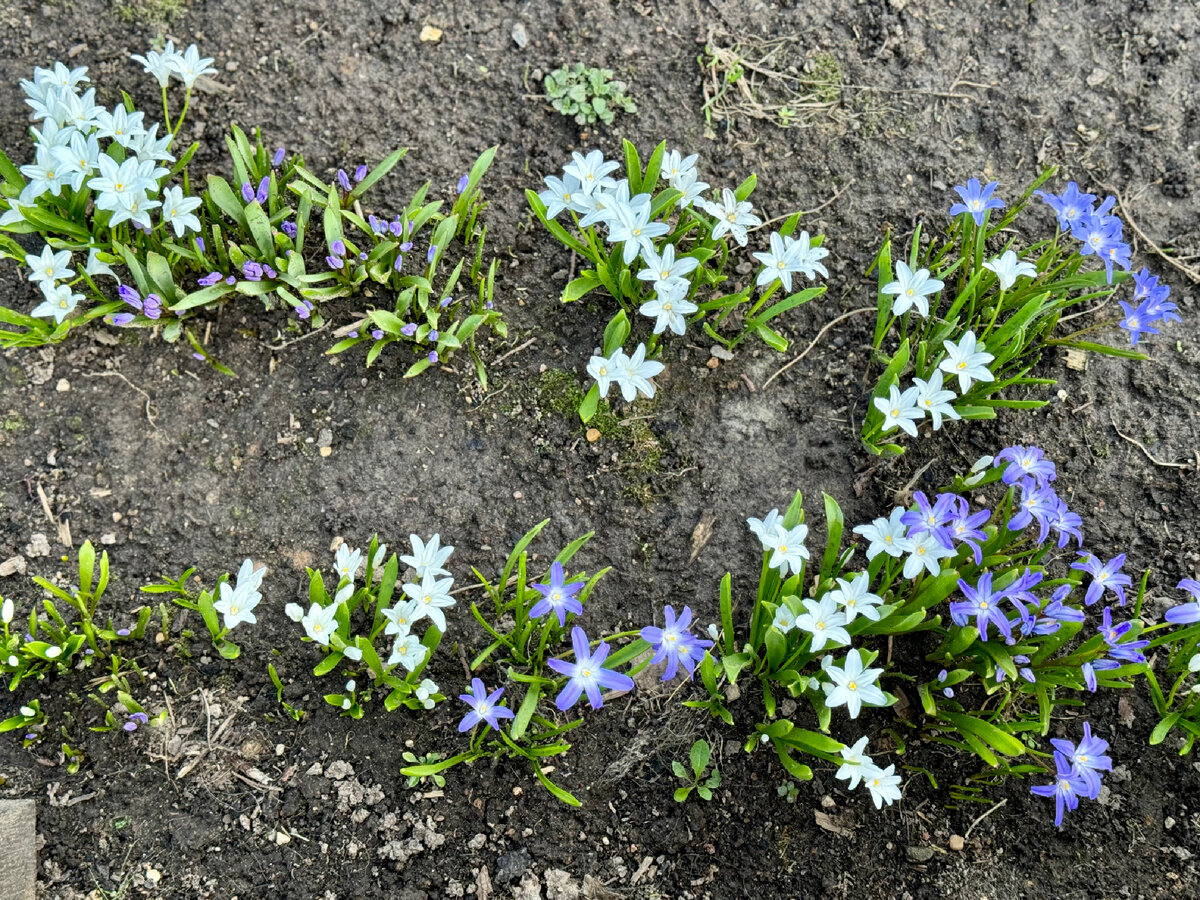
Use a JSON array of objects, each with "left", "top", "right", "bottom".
[
  {"left": 420, "top": 25, "right": 443, "bottom": 42},
  {"left": 688, "top": 510, "right": 715, "bottom": 564},
  {"left": 1064, "top": 347, "right": 1088, "bottom": 371},
  {"left": 0, "top": 800, "right": 36, "bottom": 900},
  {"left": 814, "top": 809, "right": 853, "bottom": 837}
]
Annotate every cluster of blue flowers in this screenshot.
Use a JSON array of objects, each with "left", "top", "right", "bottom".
[
  {"left": 457, "top": 562, "right": 712, "bottom": 734},
  {"left": 1033, "top": 181, "right": 1179, "bottom": 346},
  {"left": 1031, "top": 723, "right": 1113, "bottom": 826}
]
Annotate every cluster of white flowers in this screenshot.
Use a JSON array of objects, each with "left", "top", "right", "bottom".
[
  {"left": 874, "top": 330, "right": 996, "bottom": 438},
  {"left": 8, "top": 50, "right": 208, "bottom": 323},
  {"left": 285, "top": 535, "right": 455, "bottom": 675},
  {"left": 745, "top": 511, "right": 902, "bottom": 809},
  {"left": 835, "top": 736, "right": 903, "bottom": 808},
  {"left": 213, "top": 559, "right": 266, "bottom": 630},
  {"left": 586, "top": 342, "right": 664, "bottom": 403}
]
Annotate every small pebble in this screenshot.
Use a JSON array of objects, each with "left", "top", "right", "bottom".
[
  {"left": 55, "top": 378, "right": 69, "bottom": 392},
  {"left": 949, "top": 834, "right": 964, "bottom": 851},
  {"left": 513, "top": 491, "right": 523, "bottom": 500},
  {"left": 586, "top": 428, "right": 601, "bottom": 443}
]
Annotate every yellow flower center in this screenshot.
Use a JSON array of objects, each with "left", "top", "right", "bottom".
[{"left": 848, "top": 681, "right": 857, "bottom": 691}]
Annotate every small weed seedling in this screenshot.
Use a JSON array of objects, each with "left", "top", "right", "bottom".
[
  {"left": 673, "top": 738, "right": 721, "bottom": 802},
  {"left": 544, "top": 64, "right": 637, "bottom": 126}
]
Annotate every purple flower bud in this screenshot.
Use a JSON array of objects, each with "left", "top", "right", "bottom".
[
  {"left": 390, "top": 220, "right": 404, "bottom": 237},
  {"left": 117, "top": 284, "right": 142, "bottom": 310},
  {"left": 272, "top": 146, "right": 286, "bottom": 167},
  {"left": 263, "top": 265, "right": 277, "bottom": 279},
  {"left": 371, "top": 328, "right": 384, "bottom": 340},
  {"left": 142, "top": 294, "right": 163, "bottom": 320},
  {"left": 439, "top": 296, "right": 452, "bottom": 308},
  {"left": 937, "top": 669, "right": 948, "bottom": 683},
  {"left": 427, "top": 244, "right": 437, "bottom": 263},
  {"left": 194, "top": 236, "right": 206, "bottom": 252},
  {"left": 256, "top": 176, "right": 269, "bottom": 204},
  {"left": 393, "top": 254, "right": 404, "bottom": 273},
  {"left": 348, "top": 330, "right": 359, "bottom": 338},
  {"left": 355, "top": 164, "right": 367, "bottom": 182},
  {"left": 428, "top": 350, "right": 438, "bottom": 364},
  {"left": 107, "top": 313, "right": 135, "bottom": 326},
  {"left": 368, "top": 214, "right": 382, "bottom": 234},
  {"left": 398, "top": 241, "right": 413, "bottom": 252},
  {"left": 225, "top": 275, "right": 237, "bottom": 286},
  {"left": 116, "top": 628, "right": 131, "bottom": 637},
  {"left": 24, "top": 733, "right": 36, "bottom": 741},
  {"left": 241, "top": 182, "right": 255, "bottom": 203},
  {"left": 943, "top": 687, "right": 955, "bottom": 698},
  {"left": 456, "top": 173, "right": 469, "bottom": 194},
  {"left": 198, "top": 271, "right": 223, "bottom": 287},
  {"left": 331, "top": 240, "right": 346, "bottom": 257},
  {"left": 123, "top": 720, "right": 138, "bottom": 732},
  {"left": 192, "top": 352, "right": 205, "bottom": 361},
  {"left": 358, "top": 251, "right": 367, "bottom": 261},
  {"left": 326, "top": 255, "right": 343, "bottom": 270},
  {"left": 281, "top": 220, "right": 297, "bottom": 239},
  {"left": 131, "top": 712, "right": 148, "bottom": 724},
  {"left": 401, "top": 322, "right": 418, "bottom": 337},
  {"left": 296, "top": 301, "right": 312, "bottom": 320},
  {"left": 242, "top": 261, "right": 264, "bottom": 281},
  {"left": 84, "top": 648, "right": 94, "bottom": 655},
  {"left": 485, "top": 301, "right": 494, "bottom": 310},
  {"left": 337, "top": 168, "right": 351, "bottom": 192},
  {"left": 429, "top": 329, "right": 439, "bottom": 341}
]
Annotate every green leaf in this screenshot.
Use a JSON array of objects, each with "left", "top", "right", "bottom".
[
  {"left": 351, "top": 147, "right": 408, "bottom": 200},
  {"left": 511, "top": 683, "right": 540, "bottom": 741},
  {"left": 939, "top": 710, "right": 1025, "bottom": 758},
  {"left": 170, "top": 283, "right": 234, "bottom": 312},
  {"left": 689, "top": 739, "right": 711, "bottom": 777},
  {"left": 1151, "top": 712, "right": 1181, "bottom": 746},
  {"left": 562, "top": 272, "right": 602, "bottom": 303},
  {"left": 734, "top": 173, "right": 757, "bottom": 202},
  {"left": 244, "top": 200, "right": 276, "bottom": 259},
  {"left": 623, "top": 139, "right": 643, "bottom": 194},
  {"left": 818, "top": 492, "right": 844, "bottom": 584},
  {"left": 205, "top": 175, "right": 247, "bottom": 229}
]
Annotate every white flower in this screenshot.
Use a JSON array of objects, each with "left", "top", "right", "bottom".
[
  {"left": 577, "top": 180, "right": 632, "bottom": 229},
  {"left": 18, "top": 144, "right": 67, "bottom": 202},
  {"left": 85, "top": 248, "right": 117, "bottom": 281},
  {"left": 388, "top": 632, "right": 427, "bottom": 671},
  {"left": 753, "top": 231, "right": 801, "bottom": 292},
  {"left": 382, "top": 600, "right": 421, "bottom": 637},
  {"left": 873, "top": 384, "right": 924, "bottom": 437},
  {"left": 911, "top": 370, "right": 961, "bottom": 431},
  {"left": 127, "top": 123, "right": 175, "bottom": 163},
  {"left": 983, "top": 249, "right": 1037, "bottom": 291},
  {"left": 672, "top": 169, "right": 710, "bottom": 209},
  {"left": 214, "top": 578, "right": 260, "bottom": 630},
  {"left": 785, "top": 231, "right": 829, "bottom": 280},
  {"left": 301, "top": 602, "right": 338, "bottom": 645},
  {"left": 882, "top": 262, "right": 943, "bottom": 318},
  {"left": 31, "top": 282, "right": 82, "bottom": 323},
  {"left": 51, "top": 132, "right": 100, "bottom": 191},
  {"left": 747, "top": 509, "right": 784, "bottom": 543},
  {"left": 284, "top": 603, "right": 304, "bottom": 623},
  {"left": 613, "top": 342, "right": 664, "bottom": 402},
  {"left": 93, "top": 106, "right": 146, "bottom": 148},
  {"left": 860, "top": 763, "right": 903, "bottom": 809},
  {"left": 852, "top": 508, "right": 912, "bottom": 560},
  {"left": 25, "top": 246, "right": 74, "bottom": 286},
  {"left": 587, "top": 347, "right": 626, "bottom": 399},
  {"left": 638, "top": 285, "right": 698, "bottom": 336},
  {"left": 414, "top": 678, "right": 439, "bottom": 709},
  {"left": 827, "top": 572, "right": 884, "bottom": 623},
  {"left": 795, "top": 596, "right": 851, "bottom": 652},
  {"left": 772, "top": 604, "right": 798, "bottom": 634},
  {"left": 835, "top": 736, "right": 873, "bottom": 790},
  {"left": 607, "top": 202, "right": 669, "bottom": 265},
  {"left": 902, "top": 531, "right": 953, "bottom": 579},
  {"left": 939, "top": 331, "right": 995, "bottom": 393},
  {"left": 334, "top": 544, "right": 363, "bottom": 583},
  {"left": 160, "top": 185, "right": 202, "bottom": 237},
  {"left": 702, "top": 187, "right": 761, "bottom": 247},
  {"left": 334, "top": 582, "right": 355, "bottom": 604},
  {"left": 962, "top": 454, "right": 995, "bottom": 488},
  {"left": 131, "top": 41, "right": 180, "bottom": 88},
  {"left": 33, "top": 61, "right": 89, "bottom": 92},
  {"left": 236, "top": 558, "right": 266, "bottom": 594},
  {"left": 1189, "top": 653, "right": 1200, "bottom": 674},
  {"left": 402, "top": 572, "right": 456, "bottom": 632},
  {"left": 1, "top": 597, "right": 12, "bottom": 624},
  {"left": 109, "top": 192, "right": 160, "bottom": 231},
  {"left": 343, "top": 644, "right": 363, "bottom": 661},
  {"left": 169, "top": 44, "right": 217, "bottom": 89},
  {"left": 88, "top": 155, "right": 151, "bottom": 211},
  {"left": 400, "top": 533, "right": 454, "bottom": 579},
  {"left": 563, "top": 149, "right": 619, "bottom": 195},
  {"left": 636, "top": 243, "right": 699, "bottom": 297},
  {"left": 538, "top": 173, "right": 590, "bottom": 219},
  {"left": 661, "top": 150, "right": 699, "bottom": 186},
  {"left": 761, "top": 522, "right": 810, "bottom": 576},
  {"left": 822, "top": 649, "right": 887, "bottom": 719},
  {"left": 53, "top": 87, "right": 102, "bottom": 132},
  {"left": 372, "top": 544, "right": 388, "bottom": 569}
]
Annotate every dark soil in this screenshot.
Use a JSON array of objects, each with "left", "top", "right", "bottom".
[{"left": 1, "top": 0, "right": 1199, "bottom": 897}]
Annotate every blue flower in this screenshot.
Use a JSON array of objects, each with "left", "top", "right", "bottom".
[
  {"left": 1165, "top": 579, "right": 1200, "bottom": 625},
  {"left": 949, "top": 178, "right": 1005, "bottom": 225},
  {"left": 1047, "top": 498, "right": 1083, "bottom": 549},
  {"left": 641, "top": 605, "right": 713, "bottom": 682},
  {"left": 1098, "top": 607, "right": 1148, "bottom": 662},
  {"left": 1071, "top": 553, "right": 1131, "bottom": 606},
  {"left": 457, "top": 679, "right": 514, "bottom": 732},
  {"left": 950, "top": 573, "right": 1013, "bottom": 643},
  {"left": 946, "top": 507, "right": 991, "bottom": 565},
  {"left": 1034, "top": 182, "right": 1096, "bottom": 232},
  {"left": 1007, "top": 478, "right": 1058, "bottom": 543},
  {"left": 1031, "top": 750, "right": 1093, "bottom": 826},
  {"left": 1050, "top": 722, "right": 1111, "bottom": 799},
  {"left": 994, "top": 445, "right": 1056, "bottom": 487},
  {"left": 1070, "top": 197, "right": 1131, "bottom": 283},
  {"left": 900, "top": 491, "right": 963, "bottom": 549},
  {"left": 547, "top": 626, "right": 634, "bottom": 711},
  {"left": 528, "top": 561, "right": 584, "bottom": 627},
  {"left": 1118, "top": 299, "right": 1160, "bottom": 346}
]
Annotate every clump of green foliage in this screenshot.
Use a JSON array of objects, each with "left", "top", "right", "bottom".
[{"left": 544, "top": 64, "right": 637, "bottom": 126}]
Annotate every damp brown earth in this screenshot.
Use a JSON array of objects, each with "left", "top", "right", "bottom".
[{"left": 0, "top": 1, "right": 1198, "bottom": 897}]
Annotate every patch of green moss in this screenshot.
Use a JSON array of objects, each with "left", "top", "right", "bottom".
[
  {"left": 3, "top": 413, "right": 24, "bottom": 433},
  {"left": 806, "top": 51, "right": 843, "bottom": 105},
  {"left": 112, "top": 0, "right": 189, "bottom": 24}
]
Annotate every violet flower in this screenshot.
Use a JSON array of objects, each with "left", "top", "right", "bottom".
[
  {"left": 528, "top": 561, "right": 584, "bottom": 627},
  {"left": 457, "top": 679, "right": 514, "bottom": 732},
  {"left": 547, "top": 626, "right": 634, "bottom": 711}
]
